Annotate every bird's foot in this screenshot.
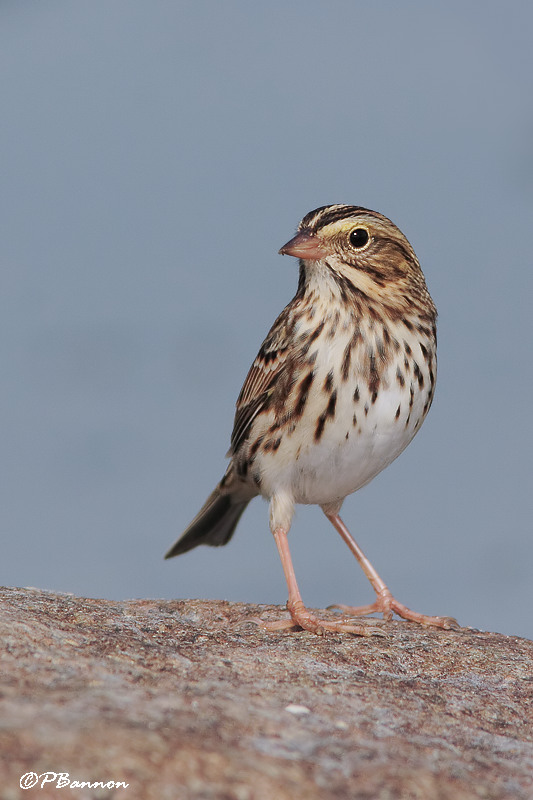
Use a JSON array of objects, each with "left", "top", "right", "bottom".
[
  {"left": 330, "top": 590, "right": 459, "bottom": 630},
  {"left": 246, "top": 599, "right": 386, "bottom": 637}
]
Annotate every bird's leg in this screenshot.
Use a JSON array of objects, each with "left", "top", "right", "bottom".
[
  {"left": 250, "top": 526, "right": 384, "bottom": 636},
  {"left": 274, "top": 527, "right": 384, "bottom": 634},
  {"left": 324, "top": 512, "right": 458, "bottom": 630}
]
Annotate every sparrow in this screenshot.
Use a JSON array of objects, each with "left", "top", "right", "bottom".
[{"left": 165, "top": 205, "right": 457, "bottom": 635}]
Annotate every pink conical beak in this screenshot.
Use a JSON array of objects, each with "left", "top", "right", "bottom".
[{"left": 278, "top": 230, "right": 328, "bottom": 260}]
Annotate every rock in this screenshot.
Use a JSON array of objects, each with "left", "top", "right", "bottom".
[{"left": 1, "top": 586, "right": 532, "bottom": 799}]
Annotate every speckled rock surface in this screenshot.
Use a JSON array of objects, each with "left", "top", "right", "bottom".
[{"left": 0, "top": 586, "right": 532, "bottom": 800}]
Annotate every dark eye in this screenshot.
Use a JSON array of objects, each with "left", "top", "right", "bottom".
[{"left": 349, "top": 228, "right": 369, "bottom": 249}]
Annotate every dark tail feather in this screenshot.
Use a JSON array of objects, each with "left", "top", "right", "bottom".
[{"left": 164, "top": 488, "right": 249, "bottom": 559}]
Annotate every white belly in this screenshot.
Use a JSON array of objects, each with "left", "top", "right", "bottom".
[{"left": 293, "top": 391, "right": 421, "bottom": 504}]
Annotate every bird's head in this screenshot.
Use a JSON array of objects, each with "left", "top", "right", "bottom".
[{"left": 279, "top": 204, "right": 433, "bottom": 317}]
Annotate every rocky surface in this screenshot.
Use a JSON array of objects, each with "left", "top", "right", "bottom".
[{"left": 0, "top": 586, "right": 532, "bottom": 799}]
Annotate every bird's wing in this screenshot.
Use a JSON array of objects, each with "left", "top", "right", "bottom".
[{"left": 229, "top": 311, "right": 295, "bottom": 455}]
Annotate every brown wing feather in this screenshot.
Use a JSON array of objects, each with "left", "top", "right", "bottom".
[
  {"left": 229, "top": 303, "right": 298, "bottom": 455},
  {"left": 229, "top": 383, "right": 275, "bottom": 456}
]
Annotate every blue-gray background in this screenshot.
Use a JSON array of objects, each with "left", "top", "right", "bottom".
[{"left": 2, "top": 2, "right": 532, "bottom": 639}]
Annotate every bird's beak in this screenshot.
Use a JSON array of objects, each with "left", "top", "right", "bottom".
[{"left": 278, "top": 230, "right": 328, "bottom": 260}]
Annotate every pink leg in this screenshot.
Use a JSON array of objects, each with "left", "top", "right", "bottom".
[
  {"left": 325, "top": 512, "right": 458, "bottom": 630},
  {"left": 251, "top": 527, "right": 385, "bottom": 636}
]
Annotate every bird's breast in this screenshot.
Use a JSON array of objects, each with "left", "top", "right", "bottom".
[{"left": 247, "top": 314, "right": 436, "bottom": 506}]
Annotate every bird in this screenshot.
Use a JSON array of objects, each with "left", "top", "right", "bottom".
[{"left": 165, "top": 204, "right": 457, "bottom": 635}]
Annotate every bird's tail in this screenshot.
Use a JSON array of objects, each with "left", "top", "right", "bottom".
[{"left": 164, "top": 482, "right": 250, "bottom": 559}]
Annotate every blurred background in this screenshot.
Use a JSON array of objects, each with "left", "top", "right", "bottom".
[{"left": 2, "top": 2, "right": 532, "bottom": 638}]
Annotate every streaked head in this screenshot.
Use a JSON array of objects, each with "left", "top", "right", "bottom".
[{"left": 279, "top": 204, "right": 434, "bottom": 317}]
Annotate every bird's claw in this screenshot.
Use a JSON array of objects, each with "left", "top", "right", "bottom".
[
  {"left": 330, "top": 597, "right": 460, "bottom": 630},
  {"left": 237, "top": 612, "right": 386, "bottom": 637}
]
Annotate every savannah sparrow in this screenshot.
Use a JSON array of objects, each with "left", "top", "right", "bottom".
[{"left": 166, "top": 205, "right": 457, "bottom": 635}]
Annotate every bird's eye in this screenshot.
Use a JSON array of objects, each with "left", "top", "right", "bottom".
[{"left": 349, "top": 228, "right": 370, "bottom": 249}]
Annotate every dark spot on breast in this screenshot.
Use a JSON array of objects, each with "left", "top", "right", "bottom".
[
  {"left": 323, "top": 370, "right": 334, "bottom": 393},
  {"left": 395, "top": 404, "right": 401, "bottom": 420},
  {"left": 420, "top": 343, "right": 429, "bottom": 362},
  {"left": 353, "top": 386, "right": 360, "bottom": 402},
  {"left": 315, "top": 390, "right": 337, "bottom": 441},
  {"left": 404, "top": 341, "right": 412, "bottom": 356},
  {"left": 371, "top": 390, "right": 378, "bottom": 404},
  {"left": 413, "top": 361, "right": 424, "bottom": 388},
  {"left": 308, "top": 321, "right": 325, "bottom": 345},
  {"left": 250, "top": 435, "right": 265, "bottom": 456},
  {"left": 409, "top": 384, "right": 415, "bottom": 408},
  {"left": 353, "top": 413, "right": 357, "bottom": 426},
  {"left": 341, "top": 327, "right": 360, "bottom": 382},
  {"left": 341, "top": 342, "right": 352, "bottom": 381},
  {"left": 368, "top": 350, "right": 380, "bottom": 398},
  {"left": 364, "top": 403, "right": 369, "bottom": 416},
  {"left": 315, "top": 414, "right": 326, "bottom": 441},
  {"left": 396, "top": 367, "right": 405, "bottom": 388},
  {"left": 403, "top": 319, "right": 414, "bottom": 332},
  {"left": 326, "top": 389, "right": 337, "bottom": 418},
  {"left": 326, "top": 310, "right": 340, "bottom": 340},
  {"left": 294, "top": 371, "right": 315, "bottom": 418},
  {"left": 262, "top": 437, "right": 282, "bottom": 452}
]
